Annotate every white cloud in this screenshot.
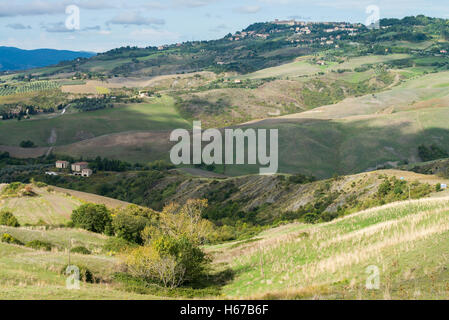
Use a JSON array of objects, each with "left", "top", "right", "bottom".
[
  {"left": 6, "top": 23, "right": 32, "bottom": 30},
  {"left": 42, "top": 22, "right": 75, "bottom": 33},
  {"left": 130, "top": 28, "right": 180, "bottom": 40},
  {"left": 107, "top": 12, "right": 165, "bottom": 26},
  {"left": 172, "top": 0, "right": 217, "bottom": 8},
  {"left": 0, "top": 0, "right": 117, "bottom": 17},
  {"left": 232, "top": 6, "right": 261, "bottom": 14}
]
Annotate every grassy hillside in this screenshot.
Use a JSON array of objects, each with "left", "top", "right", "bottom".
[
  {"left": 1, "top": 186, "right": 448, "bottom": 299},
  {"left": 241, "top": 54, "right": 409, "bottom": 80},
  {"left": 211, "top": 196, "right": 449, "bottom": 299},
  {"left": 30, "top": 70, "right": 447, "bottom": 177},
  {"left": 33, "top": 168, "right": 448, "bottom": 229},
  {"left": 0, "top": 183, "right": 82, "bottom": 225},
  {"left": 0, "top": 96, "right": 189, "bottom": 148},
  {"left": 0, "top": 182, "right": 130, "bottom": 225},
  {"left": 0, "top": 241, "right": 158, "bottom": 299}
]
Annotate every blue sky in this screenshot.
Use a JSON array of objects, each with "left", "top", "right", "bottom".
[{"left": 1, "top": 0, "right": 448, "bottom": 53}]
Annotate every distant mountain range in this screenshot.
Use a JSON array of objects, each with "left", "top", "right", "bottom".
[{"left": 0, "top": 46, "right": 96, "bottom": 72}]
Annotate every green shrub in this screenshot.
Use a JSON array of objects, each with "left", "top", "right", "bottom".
[
  {"left": 113, "top": 272, "right": 223, "bottom": 298},
  {"left": 122, "top": 200, "right": 212, "bottom": 287},
  {"left": 35, "top": 181, "right": 47, "bottom": 188},
  {"left": 123, "top": 235, "right": 208, "bottom": 288},
  {"left": 20, "top": 140, "right": 36, "bottom": 148},
  {"left": 154, "top": 236, "right": 208, "bottom": 283},
  {"left": 25, "top": 240, "right": 52, "bottom": 251},
  {"left": 436, "top": 183, "right": 442, "bottom": 192},
  {"left": 288, "top": 173, "right": 316, "bottom": 184},
  {"left": 103, "top": 237, "right": 137, "bottom": 254},
  {"left": 66, "top": 221, "right": 75, "bottom": 228},
  {"left": 1, "top": 182, "right": 24, "bottom": 196},
  {"left": 70, "top": 246, "right": 91, "bottom": 255},
  {"left": 71, "top": 203, "right": 112, "bottom": 234},
  {"left": 0, "top": 211, "right": 20, "bottom": 227},
  {"left": 303, "top": 212, "right": 319, "bottom": 224},
  {"left": 1, "top": 233, "right": 24, "bottom": 245},
  {"left": 111, "top": 205, "right": 158, "bottom": 244}
]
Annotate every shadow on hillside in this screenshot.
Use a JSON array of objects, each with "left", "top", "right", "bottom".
[
  {"left": 186, "top": 266, "right": 236, "bottom": 291},
  {"left": 113, "top": 267, "right": 235, "bottom": 298},
  {"left": 226, "top": 115, "right": 449, "bottom": 179},
  {"left": 45, "top": 103, "right": 449, "bottom": 180}
]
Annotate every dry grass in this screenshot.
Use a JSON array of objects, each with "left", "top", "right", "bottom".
[{"left": 220, "top": 196, "right": 449, "bottom": 299}]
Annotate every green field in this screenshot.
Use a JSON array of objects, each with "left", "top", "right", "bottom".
[{"left": 0, "top": 95, "right": 189, "bottom": 147}]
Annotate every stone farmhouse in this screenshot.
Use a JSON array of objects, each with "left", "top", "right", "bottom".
[
  {"left": 55, "top": 160, "right": 70, "bottom": 169},
  {"left": 55, "top": 161, "right": 93, "bottom": 177},
  {"left": 71, "top": 162, "right": 89, "bottom": 172}
]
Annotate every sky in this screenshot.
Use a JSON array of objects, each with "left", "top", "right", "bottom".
[{"left": 0, "top": 0, "right": 448, "bottom": 53}]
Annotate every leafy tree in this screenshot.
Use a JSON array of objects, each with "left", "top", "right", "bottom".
[
  {"left": 25, "top": 240, "right": 52, "bottom": 251},
  {"left": 122, "top": 199, "right": 212, "bottom": 288},
  {"left": 0, "top": 211, "right": 20, "bottom": 227},
  {"left": 19, "top": 140, "right": 36, "bottom": 148},
  {"left": 1, "top": 233, "right": 23, "bottom": 245},
  {"left": 71, "top": 204, "right": 112, "bottom": 234},
  {"left": 142, "top": 199, "right": 213, "bottom": 245},
  {"left": 112, "top": 205, "right": 158, "bottom": 244}
]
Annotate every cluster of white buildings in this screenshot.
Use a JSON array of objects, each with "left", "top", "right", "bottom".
[{"left": 55, "top": 161, "right": 93, "bottom": 177}]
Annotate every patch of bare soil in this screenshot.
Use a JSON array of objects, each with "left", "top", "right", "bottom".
[{"left": 0, "top": 145, "right": 48, "bottom": 158}]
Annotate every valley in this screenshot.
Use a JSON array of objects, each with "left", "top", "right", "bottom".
[{"left": 1, "top": 15, "right": 449, "bottom": 300}]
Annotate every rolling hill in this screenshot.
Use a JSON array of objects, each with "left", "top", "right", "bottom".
[
  {"left": 1, "top": 13, "right": 449, "bottom": 302},
  {"left": 0, "top": 182, "right": 129, "bottom": 225},
  {"left": 0, "top": 176, "right": 448, "bottom": 299}
]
